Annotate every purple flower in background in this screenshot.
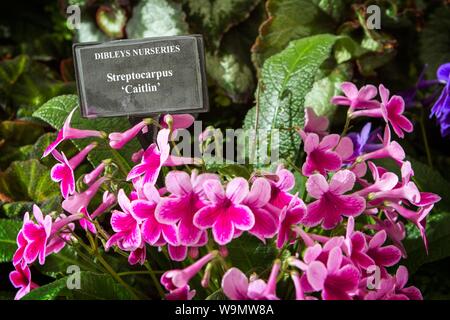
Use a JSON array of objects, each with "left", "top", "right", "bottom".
[
  {"left": 347, "top": 123, "right": 383, "bottom": 159},
  {"left": 430, "top": 63, "right": 450, "bottom": 137}
]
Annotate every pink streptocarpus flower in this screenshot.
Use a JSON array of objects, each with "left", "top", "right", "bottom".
[
  {"left": 366, "top": 230, "right": 401, "bottom": 268},
  {"left": 127, "top": 129, "right": 170, "bottom": 185},
  {"left": 303, "top": 170, "right": 366, "bottom": 229},
  {"left": 343, "top": 217, "right": 374, "bottom": 270},
  {"left": 222, "top": 260, "right": 281, "bottom": 300},
  {"left": 243, "top": 177, "right": 278, "bottom": 241},
  {"left": 166, "top": 230, "right": 208, "bottom": 262},
  {"left": 131, "top": 149, "right": 144, "bottom": 163},
  {"left": 128, "top": 243, "right": 147, "bottom": 265},
  {"left": 300, "top": 132, "right": 353, "bottom": 176},
  {"left": 83, "top": 161, "right": 106, "bottom": 185},
  {"left": 105, "top": 189, "right": 142, "bottom": 251},
  {"left": 379, "top": 84, "right": 413, "bottom": 138},
  {"left": 275, "top": 194, "right": 306, "bottom": 248},
  {"left": 9, "top": 264, "right": 38, "bottom": 300},
  {"left": 354, "top": 162, "right": 398, "bottom": 197},
  {"left": 305, "top": 247, "right": 360, "bottom": 300},
  {"left": 161, "top": 251, "right": 218, "bottom": 291},
  {"left": 20, "top": 205, "right": 52, "bottom": 265},
  {"left": 43, "top": 108, "right": 104, "bottom": 157},
  {"left": 193, "top": 178, "right": 255, "bottom": 245},
  {"left": 364, "top": 266, "right": 422, "bottom": 300},
  {"left": 161, "top": 114, "right": 195, "bottom": 131},
  {"left": 358, "top": 126, "right": 405, "bottom": 164},
  {"left": 267, "top": 165, "right": 296, "bottom": 209},
  {"left": 331, "top": 82, "right": 380, "bottom": 111},
  {"left": 131, "top": 183, "right": 178, "bottom": 247},
  {"left": 51, "top": 143, "right": 97, "bottom": 198},
  {"left": 79, "top": 191, "right": 116, "bottom": 234},
  {"left": 367, "top": 215, "right": 407, "bottom": 258},
  {"left": 165, "top": 285, "right": 196, "bottom": 300},
  {"left": 109, "top": 119, "right": 151, "bottom": 149},
  {"left": 304, "top": 107, "right": 329, "bottom": 136},
  {"left": 155, "top": 170, "right": 219, "bottom": 246},
  {"left": 62, "top": 176, "right": 107, "bottom": 215},
  {"left": 290, "top": 271, "right": 316, "bottom": 300},
  {"left": 388, "top": 202, "right": 434, "bottom": 253}
]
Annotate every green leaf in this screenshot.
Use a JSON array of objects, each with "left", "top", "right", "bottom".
[
  {"left": 0, "top": 219, "right": 22, "bottom": 262},
  {"left": 0, "top": 159, "right": 60, "bottom": 204},
  {"left": 0, "top": 55, "right": 29, "bottom": 89},
  {"left": 404, "top": 211, "right": 450, "bottom": 274},
  {"left": 33, "top": 95, "right": 139, "bottom": 177},
  {"left": 206, "top": 289, "right": 228, "bottom": 300},
  {"left": 1, "top": 201, "right": 33, "bottom": 218},
  {"left": 420, "top": 7, "right": 450, "bottom": 78},
  {"left": 126, "top": 0, "right": 189, "bottom": 39},
  {"left": 227, "top": 233, "right": 277, "bottom": 274},
  {"left": 0, "top": 120, "right": 45, "bottom": 146},
  {"left": 409, "top": 159, "right": 450, "bottom": 210},
  {"left": 251, "top": 0, "right": 338, "bottom": 69},
  {"left": 304, "top": 62, "right": 352, "bottom": 117},
  {"left": 23, "top": 271, "right": 136, "bottom": 300},
  {"left": 182, "top": 0, "right": 260, "bottom": 50},
  {"left": 244, "top": 34, "right": 337, "bottom": 163}
]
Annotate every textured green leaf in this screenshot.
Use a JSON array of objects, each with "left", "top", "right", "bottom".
[
  {"left": 251, "top": 0, "right": 338, "bottom": 69},
  {"left": 0, "top": 219, "right": 22, "bottom": 263},
  {"left": 0, "top": 55, "right": 29, "bottom": 88},
  {"left": 304, "top": 62, "right": 352, "bottom": 117},
  {"left": 182, "top": 0, "right": 261, "bottom": 50},
  {"left": 244, "top": 34, "right": 337, "bottom": 163},
  {"left": 1, "top": 201, "right": 33, "bottom": 218},
  {"left": 23, "top": 271, "right": 136, "bottom": 300},
  {"left": 126, "top": 0, "right": 189, "bottom": 39},
  {"left": 0, "top": 159, "right": 60, "bottom": 204},
  {"left": 206, "top": 289, "right": 228, "bottom": 300},
  {"left": 420, "top": 7, "right": 450, "bottom": 78},
  {"left": 0, "top": 120, "right": 45, "bottom": 146},
  {"left": 33, "top": 95, "right": 139, "bottom": 177}
]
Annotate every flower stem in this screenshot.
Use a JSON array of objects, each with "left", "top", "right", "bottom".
[
  {"left": 420, "top": 108, "right": 433, "bottom": 168},
  {"left": 144, "top": 261, "right": 165, "bottom": 298}
]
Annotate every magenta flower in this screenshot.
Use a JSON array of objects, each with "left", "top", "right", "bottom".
[
  {"left": 331, "top": 82, "right": 379, "bottom": 110},
  {"left": 62, "top": 176, "right": 107, "bottom": 215},
  {"left": 343, "top": 217, "right": 374, "bottom": 270},
  {"left": 379, "top": 84, "right": 413, "bottom": 138},
  {"left": 43, "top": 108, "right": 104, "bottom": 157},
  {"left": 366, "top": 230, "right": 401, "bottom": 268},
  {"left": 9, "top": 264, "right": 38, "bottom": 300},
  {"left": 161, "top": 251, "right": 218, "bottom": 291},
  {"left": 21, "top": 205, "right": 52, "bottom": 265},
  {"left": 275, "top": 195, "right": 306, "bottom": 248},
  {"left": 268, "top": 165, "right": 296, "bottom": 209},
  {"left": 155, "top": 170, "right": 219, "bottom": 246},
  {"left": 358, "top": 126, "right": 405, "bottom": 164},
  {"left": 365, "top": 266, "right": 422, "bottom": 300},
  {"left": 355, "top": 161, "right": 398, "bottom": 197},
  {"left": 105, "top": 189, "right": 142, "bottom": 251},
  {"left": 109, "top": 119, "right": 151, "bottom": 149},
  {"left": 83, "top": 161, "right": 106, "bottom": 185},
  {"left": 368, "top": 215, "right": 407, "bottom": 258},
  {"left": 128, "top": 244, "right": 147, "bottom": 266},
  {"left": 305, "top": 247, "right": 360, "bottom": 300},
  {"left": 243, "top": 178, "right": 278, "bottom": 241},
  {"left": 127, "top": 129, "right": 170, "bottom": 185},
  {"left": 165, "top": 285, "right": 196, "bottom": 300},
  {"left": 222, "top": 261, "right": 281, "bottom": 300},
  {"left": 303, "top": 170, "right": 365, "bottom": 229},
  {"left": 388, "top": 202, "right": 434, "bottom": 253},
  {"left": 194, "top": 178, "right": 255, "bottom": 245},
  {"left": 51, "top": 143, "right": 97, "bottom": 198},
  {"left": 300, "top": 132, "right": 353, "bottom": 176},
  {"left": 132, "top": 183, "right": 178, "bottom": 247},
  {"left": 161, "top": 114, "right": 195, "bottom": 130},
  {"left": 304, "top": 107, "right": 329, "bottom": 136}
]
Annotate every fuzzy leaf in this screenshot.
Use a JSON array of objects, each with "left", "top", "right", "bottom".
[
  {"left": 0, "top": 219, "right": 22, "bottom": 263},
  {"left": 244, "top": 34, "right": 337, "bottom": 163}
]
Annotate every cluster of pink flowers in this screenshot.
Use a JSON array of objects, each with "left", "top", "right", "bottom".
[{"left": 10, "top": 82, "right": 440, "bottom": 300}]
